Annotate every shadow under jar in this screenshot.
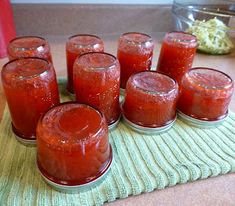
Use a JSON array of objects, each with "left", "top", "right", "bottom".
[
  {"left": 66, "top": 34, "right": 104, "bottom": 94},
  {"left": 117, "top": 32, "right": 154, "bottom": 90},
  {"left": 73, "top": 52, "right": 121, "bottom": 129},
  {"left": 36, "top": 103, "right": 113, "bottom": 192},
  {"left": 122, "top": 71, "right": 179, "bottom": 134},
  {"left": 1, "top": 58, "right": 60, "bottom": 145},
  {"left": 177, "top": 67, "right": 234, "bottom": 127},
  {"left": 7, "top": 36, "right": 53, "bottom": 63},
  {"left": 157, "top": 31, "right": 197, "bottom": 85}
]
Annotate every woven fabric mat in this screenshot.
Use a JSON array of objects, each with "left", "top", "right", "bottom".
[{"left": 0, "top": 81, "right": 235, "bottom": 206}]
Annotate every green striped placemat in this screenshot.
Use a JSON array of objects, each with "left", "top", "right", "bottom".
[{"left": 0, "top": 80, "right": 235, "bottom": 206}]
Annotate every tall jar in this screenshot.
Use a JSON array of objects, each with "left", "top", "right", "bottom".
[
  {"left": 66, "top": 34, "right": 104, "bottom": 94},
  {"left": 73, "top": 52, "right": 120, "bottom": 129},
  {"left": 1, "top": 57, "right": 60, "bottom": 144}
]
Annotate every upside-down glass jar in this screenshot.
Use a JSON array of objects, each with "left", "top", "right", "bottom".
[
  {"left": 1, "top": 58, "right": 60, "bottom": 145},
  {"left": 117, "top": 32, "right": 154, "bottom": 90},
  {"left": 177, "top": 67, "right": 234, "bottom": 127},
  {"left": 73, "top": 52, "right": 120, "bottom": 129},
  {"left": 157, "top": 32, "right": 197, "bottom": 85},
  {"left": 7, "top": 36, "right": 53, "bottom": 63},
  {"left": 66, "top": 34, "right": 104, "bottom": 94},
  {"left": 122, "top": 71, "right": 179, "bottom": 134},
  {"left": 36, "top": 103, "right": 113, "bottom": 192}
]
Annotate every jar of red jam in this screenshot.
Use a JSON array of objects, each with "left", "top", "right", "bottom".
[
  {"left": 122, "top": 71, "right": 179, "bottom": 134},
  {"left": 157, "top": 32, "right": 197, "bottom": 85},
  {"left": 117, "top": 32, "right": 154, "bottom": 90},
  {"left": 73, "top": 52, "right": 120, "bottom": 129},
  {"left": 177, "top": 67, "right": 234, "bottom": 127},
  {"left": 7, "top": 36, "right": 53, "bottom": 63},
  {"left": 1, "top": 58, "right": 60, "bottom": 145},
  {"left": 36, "top": 103, "right": 113, "bottom": 192},
  {"left": 66, "top": 34, "right": 104, "bottom": 94}
]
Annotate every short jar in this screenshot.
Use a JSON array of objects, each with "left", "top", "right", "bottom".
[
  {"left": 1, "top": 58, "right": 60, "bottom": 144},
  {"left": 36, "top": 103, "right": 113, "bottom": 192},
  {"left": 73, "top": 52, "right": 120, "bottom": 129},
  {"left": 66, "top": 34, "right": 104, "bottom": 93},
  {"left": 177, "top": 67, "right": 234, "bottom": 127},
  {"left": 7, "top": 36, "right": 53, "bottom": 63},
  {"left": 117, "top": 32, "right": 154, "bottom": 89},
  {"left": 122, "top": 71, "right": 179, "bottom": 134}
]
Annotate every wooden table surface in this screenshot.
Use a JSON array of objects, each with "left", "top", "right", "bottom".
[{"left": 0, "top": 34, "right": 235, "bottom": 206}]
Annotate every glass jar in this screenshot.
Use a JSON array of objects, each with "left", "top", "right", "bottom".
[
  {"left": 66, "top": 34, "right": 104, "bottom": 94},
  {"left": 177, "top": 67, "right": 234, "bottom": 127},
  {"left": 7, "top": 36, "right": 53, "bottom": 63},
  {"left": 1, "top": 58, "right": 60, "bottom": 145},
  {"left": 73, "top": 52, "right": 120, "bottom": 129},
  {"left": 36, "top": 103, "right": 113, "bottom": 192},
  {"left": 117, "top": 32, "right": 154, "bottom": 89},
  {"left": 122, "top": 71, "right": 179, "bottom": 134},
  {"left": 157, "top": 32, "right": 197, "bottom": 85}
]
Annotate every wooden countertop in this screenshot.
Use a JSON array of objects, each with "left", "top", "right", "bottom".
[{"left": 0, "top": 34, "right": 235, "bottom": 206}]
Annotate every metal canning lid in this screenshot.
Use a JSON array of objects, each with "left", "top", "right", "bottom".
[
  {"left": 108, "top": 116, "right": 121, "bottom": 131},
  {"left": 14, "top": 134, "right": 36, "bottom": 146},
  {"left": 37, "top": 145, "right": 113, "bottom": 193},
  {"left": 122, "top": 114, "right": 176, "bottom": 135},
  {"left": 177, "top": 110, "right": 228, "bottom": 128}
]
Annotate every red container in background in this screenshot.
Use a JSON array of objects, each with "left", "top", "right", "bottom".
[{"left": 0, "top": 0, "right": 16, "bottom": 58}]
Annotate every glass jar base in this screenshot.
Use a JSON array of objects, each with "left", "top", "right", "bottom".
[
  {"left": 122, "top": 114, "right": 176, "bottom": 135},
  {"left": 108, "top": 116, "right": 121, "bottom": 131},
  {"left": 177, "top": 110, "right": 228, "bottom": 128},
  {"left": 37, "top": 145, "right": 113, "bottom": 193}
]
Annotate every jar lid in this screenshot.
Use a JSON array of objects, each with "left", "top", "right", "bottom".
[{"left": 177, "top": 110, "right": 229, "bottom": 128}]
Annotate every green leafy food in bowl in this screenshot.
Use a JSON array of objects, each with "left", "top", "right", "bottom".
[{"left": 186, "top": 18, "right": 234, "bottom": 54}]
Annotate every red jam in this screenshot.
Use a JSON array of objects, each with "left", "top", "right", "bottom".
[
  {"left": 66, "top": 34, "right": 104, "bottom": 93},
  {"left": 122, "top": 71, "right": 178, "bottom": 127},
  {"left": 36, "top": 103, "right": 111, "bottom": 185},
  {"left": 1, "top": 58, "right": 59, "bottom": 140},
  {"left": 177, "top": 67, "right": 234, "bottom": 121},
  {"left": 7, "top": 36, "right": 53, "bottom": 63},
  {"left": 157, "top": 32, "right": 197, "bottom": 85},
  {"left": 73, "top": 52, "right": 120, "bottom": 125},
  {"left": 117, "top": 32, "right": 154, "bottom": 89}
]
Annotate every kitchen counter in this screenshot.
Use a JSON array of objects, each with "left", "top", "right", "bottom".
[{"left": 0, "top": 33, "right": 235, "bottom": 206}]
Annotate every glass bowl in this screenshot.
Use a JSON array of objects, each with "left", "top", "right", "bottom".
[{"left": 171, "top": 0, "right": 235, "bottom": 54}]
